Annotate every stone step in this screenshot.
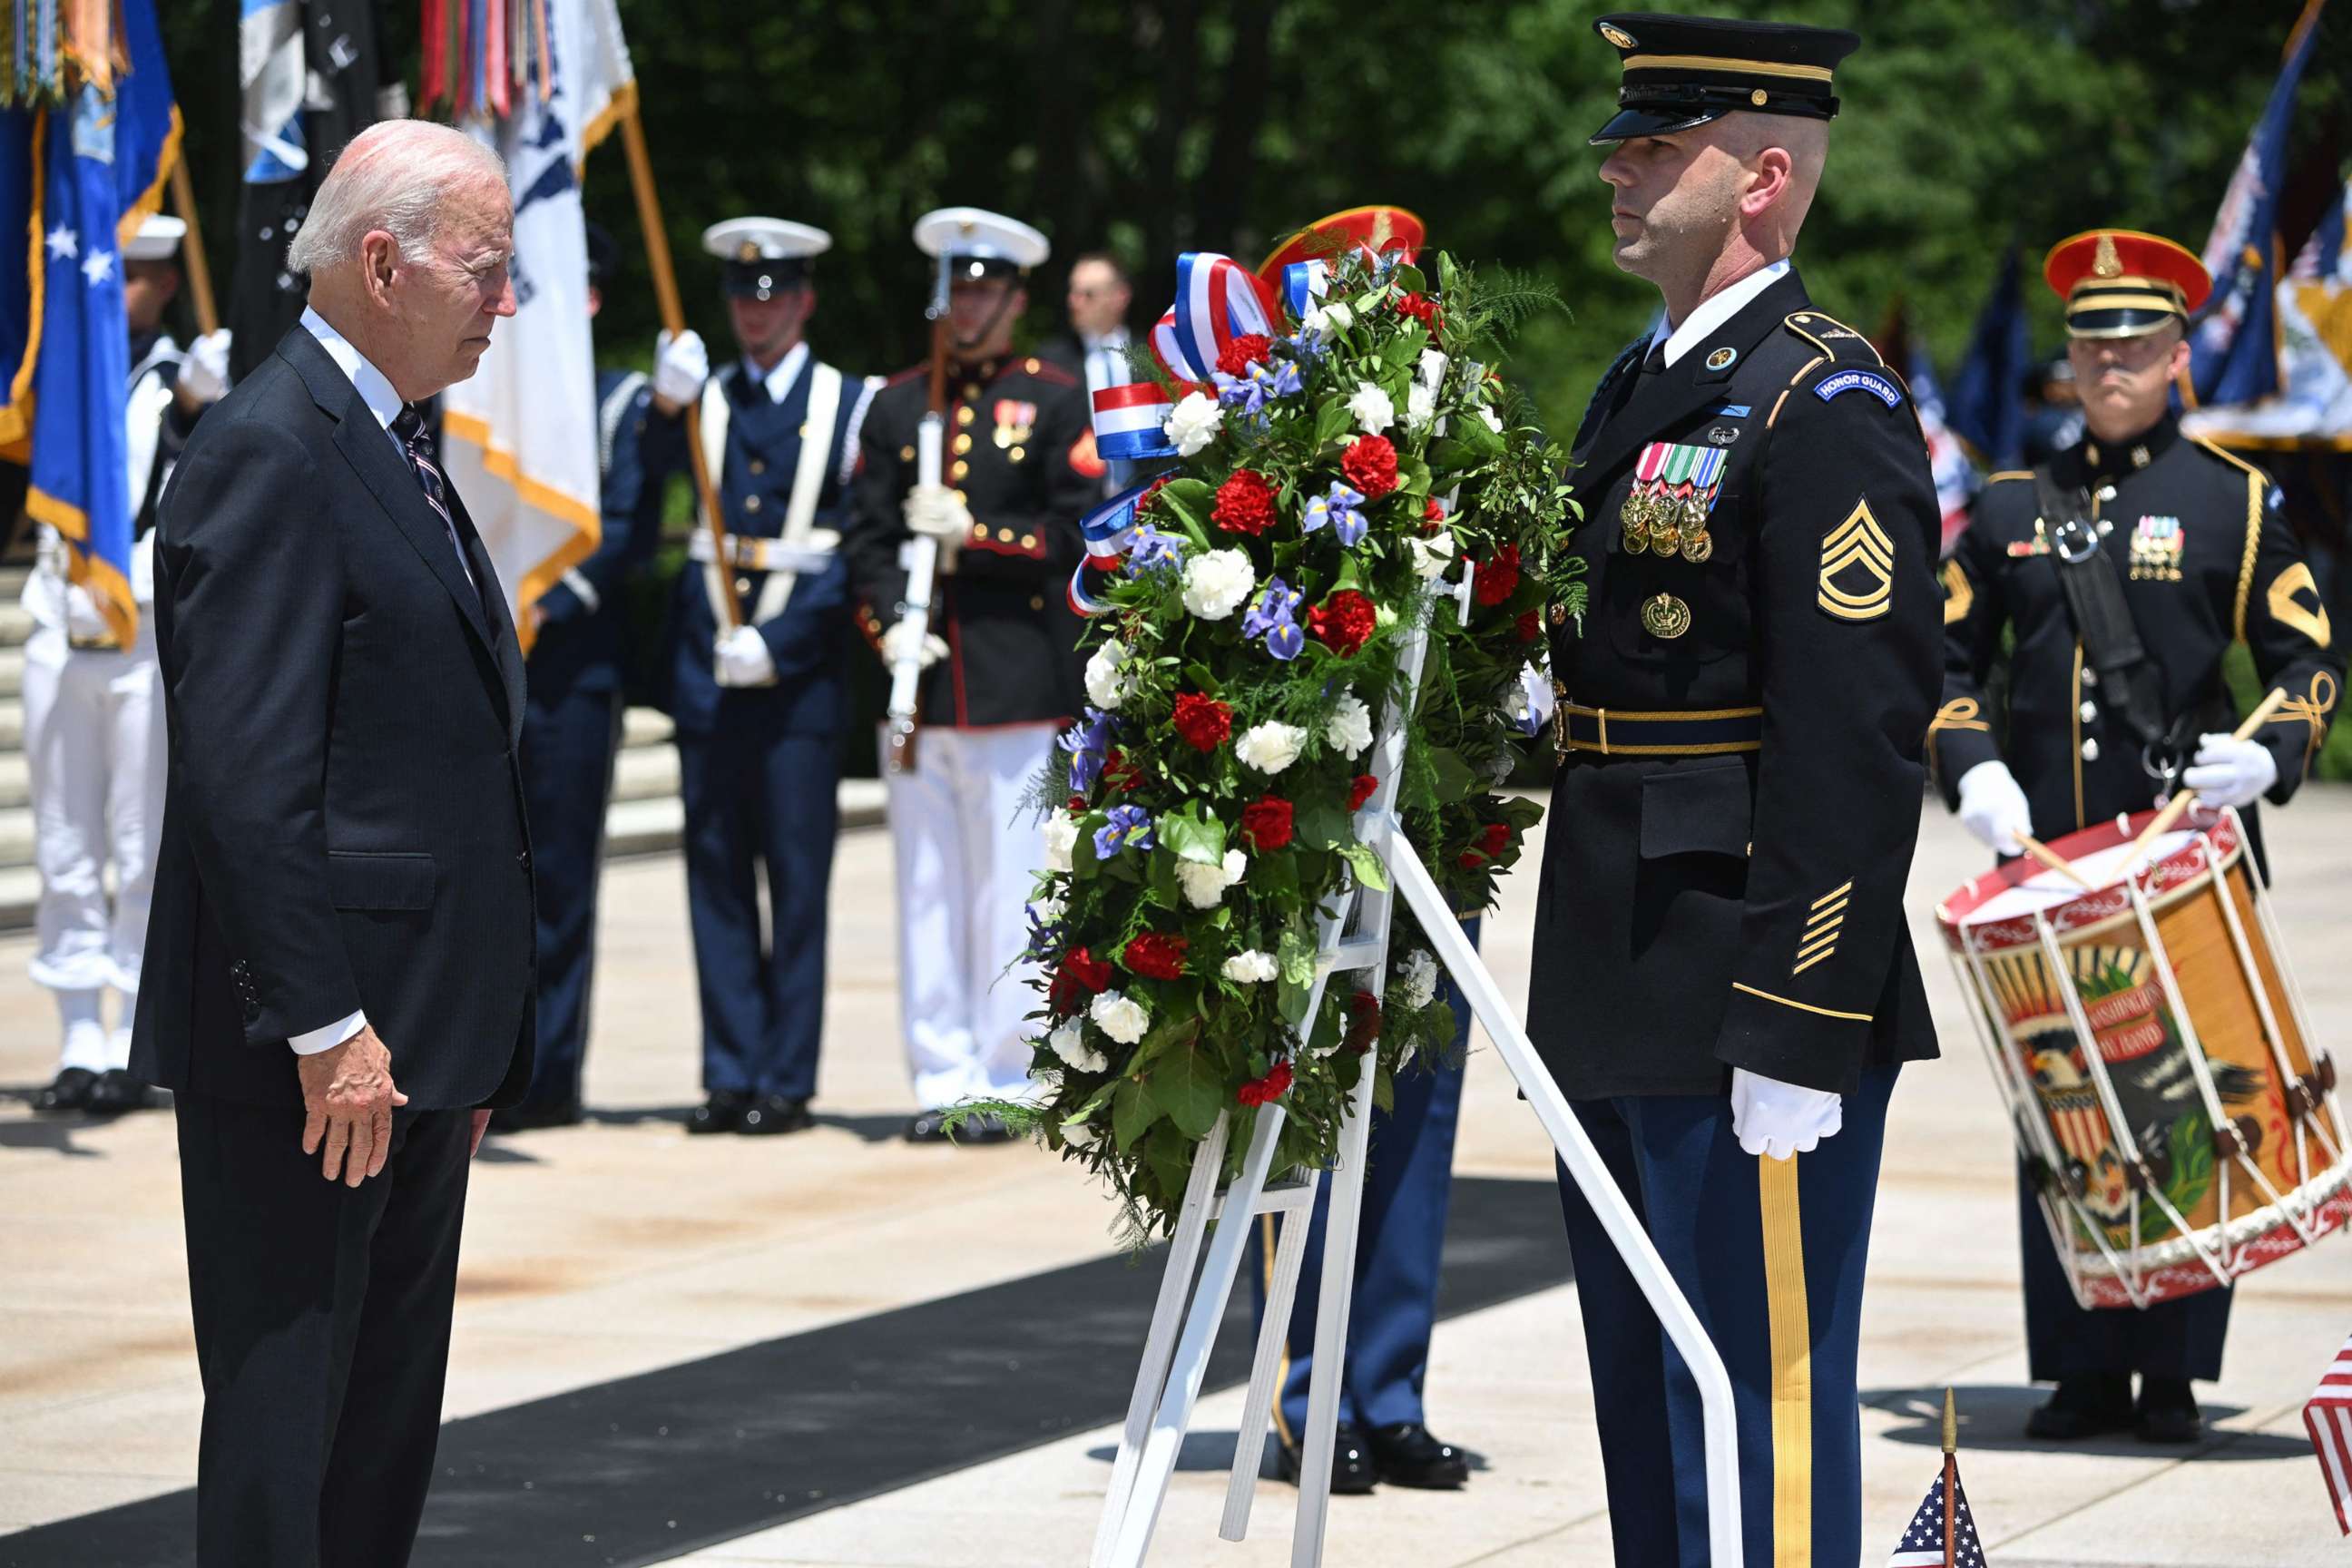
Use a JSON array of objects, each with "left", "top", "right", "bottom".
[
  {"left": 621, "top": 706, "right": 672, "bottom": 750},
  {"left": 0, "top": 862, "right": 34, "bottom": 930},
  {"left": 0, "top": 802, "right": 25, "bottom": 870},
  {"left": 611, "top": 740, "right": 678, "bottom": 804},
  {"left": 0, "top": 751, "right": 24, "bottom": 809},
  {"left": 0, "top": 643, "right": 21, "bottom": 698},
  {"left": 0, "top": 697, "right": 18, "bottom": 750},
  {"left": 0, "top": 601, "right": 30, "bottom": 649}
]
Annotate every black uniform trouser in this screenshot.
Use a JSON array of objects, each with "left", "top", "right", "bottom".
[
  {"left": 519, "top": 681, "right": 623, "bottom": 1105},
  {"left": 2017, "top": 1168, "right": 2234, "bottom": 1382},
  {"left": 176, "top": 1093, "right": 473, "bottom": 1568}
]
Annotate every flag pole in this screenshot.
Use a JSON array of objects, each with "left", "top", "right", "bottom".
[
  {"left": 612, "top": 92, "right": 741, "bottom": 629},
  {"left": 1942, "top": 1387, "right": 1959, "bottom": 1568},
  {"left": 165, "top": 155, "right": 219, "bottom": 337}
]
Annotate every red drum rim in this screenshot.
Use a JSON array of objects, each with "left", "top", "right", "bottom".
[{"left": 1933, "top": 807, "right": 2246, "bottom": 951}]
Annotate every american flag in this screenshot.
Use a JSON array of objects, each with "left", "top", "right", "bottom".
[
  {"left": 2302, "top": 1331, "right": 2352, "bottom": 1534},
  {"left": 1888, "top": 1471, "right": 1986, "bottom": 1566}
]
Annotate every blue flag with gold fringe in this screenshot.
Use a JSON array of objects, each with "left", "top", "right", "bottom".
[{"left": 7, "top": 0, "right": 178, "bottom": 643}]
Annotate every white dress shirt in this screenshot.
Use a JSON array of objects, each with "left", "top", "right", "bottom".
[
  {"left": 1656, "top": 258, "right": 1791, "bottom": 368},
  {"left": 746, "top": 340, "right": 810, "bottom": 405},
  {"left": 1082, "top": 328, "right": 1132, "bottom": 398}
]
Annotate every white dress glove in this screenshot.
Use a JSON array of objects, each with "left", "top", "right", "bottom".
[
  {"left": 882, "top": 618, "right": 948, "bottom": 671},
  {"left": 1956, "top": 760, "right": 2034, "bottom": 856},
  {"left": 2182, "top": 732, "right": 2277, "bottom": 811},
  {"left": 652, "top": 328, "right": 710, "bottom": 410},
  {"left": 176, "top": 328, "right": 232, "bottom": 406},
  {"left": 712, "top": 623, "right": 777, "bottom": 688},
  {"left": 62, "top": 582, "right": 111, "bottom": 641},
  {"left": 904, "top": 483, "right": 974, "bottom": 541},
  {"left": 1730, "top": 1067, "right": 1843, "bottom": 1161}
]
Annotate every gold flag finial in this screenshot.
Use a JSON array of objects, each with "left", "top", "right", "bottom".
[
  {"left": 1941, "top": 1387, "right": 1958, "bottom": 1454},
  {"left": 2092, "top": 233, "right": 2123, "bottom": 279}
]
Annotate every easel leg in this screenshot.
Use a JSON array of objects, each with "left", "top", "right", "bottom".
[
  {"left": 1220, "top": 1183, "right": 1318, "bottom": 1540},
  {"left": 1289, "top": 1057, "right": 1378, "bottom": 1567}
]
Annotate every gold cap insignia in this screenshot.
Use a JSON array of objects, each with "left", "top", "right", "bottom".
[
  {"left": 1600, "top": 22, "right": 1638, "bottom": 48},
  {"left": 2092, "top": 233, "right": 2122, "bottom": 279},
  {"left": 736, "top": 240, "right": 761, "bottom": 262},
  {"left": 1818, "top": 498, "right": 1895, "bottom": 622}
]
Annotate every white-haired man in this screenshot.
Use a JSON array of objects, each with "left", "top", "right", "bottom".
[{"left": 130, "top": 119, "right": 530, "bottom": 1568}]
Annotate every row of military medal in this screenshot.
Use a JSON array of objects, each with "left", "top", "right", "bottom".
[{"left": 1621, "top": 440, "right": 1726, "bottom": 642}]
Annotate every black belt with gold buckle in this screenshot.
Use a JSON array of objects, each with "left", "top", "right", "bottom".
[{"left": 1553, "top": 688, "right": 1764, "bottom": 763}]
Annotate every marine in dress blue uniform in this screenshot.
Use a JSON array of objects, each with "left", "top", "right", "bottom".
[
  {"left": 1931, "top": 229, "right": 2342, "bottom": 1442},
  {"left": 1534, "top": 19, "right": 1940, "bottom": 1566},
  {"left": 496, "top": 224, "right": 684, "bottom": 1131},
  {"left": 658, "top": 218, "right": 879, "bottom": 1136}
]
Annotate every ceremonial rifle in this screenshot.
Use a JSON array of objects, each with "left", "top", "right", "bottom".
[{"left": 883, "top": 250, "right": 951, "bottom": 774}]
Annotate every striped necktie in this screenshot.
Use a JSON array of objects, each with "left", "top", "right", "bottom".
[{"left": 390, "top": 406, "right": 478, "bottom": 594}]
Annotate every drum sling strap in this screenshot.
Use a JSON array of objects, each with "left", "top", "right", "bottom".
[{"left": 2033, "top": 465, "right": 2199, "bottom": 781}]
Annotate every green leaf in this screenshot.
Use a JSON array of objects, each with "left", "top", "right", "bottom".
[
  {"left": 1293, "top": 796, "right": 1350, "bottom": 850},
  {"left": 1112, "top": 1075, "right": 1161, "bottom": 1152},
  {"left": 1250, "top": 847, "right": 1300, "bottom": 901},
  {"left": 1341, "top": 841, "right": 1390, "bottom": 892},
  {"left": 1160, "top": 805, "right": 1227, "bottom": 867},
  {"left": 1373, "top": 1064, "right": 1396, "bottom": 1115},
  {"left": 1152, "top": 1044, "right": 1225, "bottom": 1140},
  {"left": 1312, "top": 397, "right": 1351, "bottom": 451},
  {"left": 1426, "top": 746, "right": 1479, "bottom": 803},
  {"left": 1391, "top": 263, "right": 1427, "bottom": 295},
  {"left": 1182, "top": 662, "right": 1220, "bottom": 697}
]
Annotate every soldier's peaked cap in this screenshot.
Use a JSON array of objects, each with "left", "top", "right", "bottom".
[
  {"left": 1588, "top": 14, "right": 1859, "bottom": 146},
  {"left": 2043, "top": 229, "right": 2210, "bottom": 339},
  {"left": 914, "top": 207, "right": 1050, "bottom": 282},
  {"left": 702, "top": 218, "right": 830, "bottom": 299}
]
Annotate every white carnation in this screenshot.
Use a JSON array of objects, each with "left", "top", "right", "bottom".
[
  {"left": 1047, "top": 1017, "right": 1110, "bottom": 1073},
  {"left": 1084, "top": 641, "right": 1133, "bottom": 710},
  {"left": 1090, "top": 989, "right": 1151, "bottom": 1044},
  {"left": 1028, "top": 892, "right": 1065, "bottom": 926},
  {"left": 1406, "top": 382, "right": 1437, "bottom": 433},
  {"left": 1479, "top": 406, "right": 1504, "bottom": 433},
  {"left": 1417, "top": 348, "right": 1449, "bottom": 389},
  {"left": 1235, "top": 720, "right": 1306, "bottom": 775},
  {"left": 1504, "top": 682, "right": 1531, "bottom": 723},
  {"left": 1061, "top": 1117, "right": 1100, "bottom": 1152},
  {"left": 1305, "top": 300, "right": 1355, "bottom": 334},
  {"left": 1181, "top": 548, "right": 1255, "bottom": 621},
  {"left": 1166, "top": 390, "right": 1224, "bottom": 457},
  {"left": 1042, "top": 811, "right": 1081, "bottom": 872},
  {"left": 1222, "top": 949, "right": 1279, "bottom": 984},
  {"left": 1396, "top": 949, "right": 1439, "bottom": 1009},
  {"left": 1175, "top": 848, "right": 1249, "bottom": 910},
  {"left": 1325, "top": 691, "right": 1375, "bottom": 760},
  {"left": 1348, "top": 380, "right": 1396, "bottom": 435},
  {"left": 1406, "top": 528, "right": 1456, "bottom": 582}
]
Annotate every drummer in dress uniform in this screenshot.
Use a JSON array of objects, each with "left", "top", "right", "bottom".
[
  {"left": 1932, "top": 228, "right": 2343, "bottom": 1444},
  {"left": 494, "top": 223, "right": 688, "bottom": 1132},
  {"left": 1532, "top": 19, "right": 1941, "bottom": 1565},
  {"left": 845, "top": 208, "right": 1102, "bottom": 1143},
  {"left": 653, "top": 216, "right": 879, "bottom": 1137},
  {"left": 24, "top": 214, "right": 230, "bottom": 1115}
]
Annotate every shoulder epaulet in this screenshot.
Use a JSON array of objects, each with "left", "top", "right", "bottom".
[
  {"left": 1985, "top": 469, "right": 2034, "bottom": 485},
  {"left": 1012, "top": 355, "right": 1079, "bottom": 387},
  {"left": 2190, "top": 435, "right": 2271, "bottom": 486},
  {"left": 884, "top": 364, "right": 928, "bottom": 388},
  {"left": 1780, "top": 309, "right": 1887, "bottom": 373}
]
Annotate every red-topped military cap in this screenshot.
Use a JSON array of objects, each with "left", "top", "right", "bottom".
[
  {"left": 1589, "top": 13, "right": 1859, "bottom": 145},
  {"left": 2043, "top": 229, "right": 2212, "bottom": 339},
  {"left": 1256, "top": 205, "right": 1426, "bottom": 284}
]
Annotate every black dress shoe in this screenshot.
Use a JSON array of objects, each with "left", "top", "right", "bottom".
[
  {"left": 2025, "top": 1373, "right": 2135, "bottom": 1440},
  {"left": 2136, "top": 1377, "right": 2203, "bottom": 1444},
  {"left": 488, "top": 1097, "right": 583, "bottom": 1134},
  {"left": 1275, "top": 1425, "right": 1378, "bottom": 1495},
  {"left": 84, "top": 1069, "right": 151, "bottom": 1116},
  {"left": 33, "top": 1068, "right": 97, "bottom": 1114},
  {"left": 905, "top": 1109, "right": 1015, "bottom": 1144},
  {"left": 688, "top": 1090, "right": 751, "bottom": 1135},
  {"left": 1366, "top": 1422, "right": 1469, "bottom": 1488},
  {"left": 739, "top": 1096, "right": 813, "bottom": 1136}
]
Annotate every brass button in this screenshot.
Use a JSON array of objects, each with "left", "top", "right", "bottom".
[
  {"left": 735, "top": 576, "right": 752, "bottom": 597},
  {"left": 1030, "top": 595, "right": 1044, "bottom": 611},
  {"left": 1020, "top": 534, "right": 1037, "bottom": 551},
  {"left": 749, "top": 459, "right": 767, "bottom": 475},
  {"left": 970, "top": 522, "right": 987, "bottom": 538},
  {"left": 950, "top": 487, "right": 966, "bottom": 504},
  {"left": 743, "top": 495, "right": 762, "bottom": 512},
  {"left": 900, "top": 444, "right": 916, "bottom": 462},
  {"left": 799, "top": 423, "right": 808, "bottom": 438},
  {"left": 956, "top": 406, "right": 975, "bottom": 426},
  {"left": 1024, "top": 357, "right": 1041, "bottom": 373},
  {"left": 998, "top": 528, "right": 1014, "bottom": 544},
  {"left": 962, "top": 383, "right": 982, "bottom": 401},
  {"left": 950, "top": 459, "right": 969, "bottom": 480},
  {"left": 1008, "top": 446, "right": 1026, "bottom": 463},
  {"left": 953, "top": 433, "right": 974, "bottom": 455}
]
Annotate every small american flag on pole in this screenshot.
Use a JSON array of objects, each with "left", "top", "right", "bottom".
[
  {"left": 2301, "top": 1330, "right": 2352, "bottom": 1534},
  {"left": 1888, "top": 1473, "right": 1986, "bottom": 1567}
]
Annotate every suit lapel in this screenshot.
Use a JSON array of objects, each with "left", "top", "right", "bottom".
[
  {"left": 331, "top": 412, "right": 498, "bottom": 652},
  {"left": 447, "top": 488, "right": 526, "bottom": 741}
]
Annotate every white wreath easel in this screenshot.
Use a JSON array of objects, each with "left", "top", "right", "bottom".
[{"left": 1090, "top": 571, "right": 1746, "bottom": 1568}]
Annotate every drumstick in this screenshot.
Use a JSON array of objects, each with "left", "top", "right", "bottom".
[
  {"left": 2013, "top": 832, "right": 2092, "bottom": 889},
  {"left": 2128, "top": 687, "right": 2290, "bottom": 858}
]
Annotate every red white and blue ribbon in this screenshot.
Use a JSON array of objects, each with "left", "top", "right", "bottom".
[
  {"left": 1080, "top": 475, "right": 1159, "bottom": 564},
  {"left": 1068, "top": 559, "right": 1117, "bottom": 618},
  {"left": 1088, "top": 253, "right": 1279, "bottom": 466},
  {"left": 1093, "top": 382, "right": 1177, "bottom": 465},
  {"left": 1281, "top": 260, "right": 1329, "bottom": 321}
]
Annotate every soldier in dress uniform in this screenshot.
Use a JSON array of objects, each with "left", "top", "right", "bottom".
[
  {"left": 1932, "top": 229, "right": 2342, "bottom": 1444},
  {"left": 24, "top": 213, "right": 230, "bottom": 1115},
  {"left": 652, "top": 217, "right": 878, "bottom": 1137},
  {"left": 493, "top": 223, "right": 688, "bottom": 1132},
  {"left": 1531, "top": 19, "right": 1941, "bottom": 1565},
  {"left": 846, "top": 208, "right": 1102, "bottom": 1143}
]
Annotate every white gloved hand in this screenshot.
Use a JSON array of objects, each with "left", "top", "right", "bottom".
[
  {"left": 1956, "top": 760, "right": 2034, "bottom": 856},
  {"left": 652, "top": 328, "right": 710, "bottom": 410},
  {"left": 62, "top": 582, "right": 111, "bottom": 641},
  {"left": 176, "top": 328, "right": 232, "bottom": 406},
  {"left": 903, "top": 484, "right": 975, "bottom": 544},
  {"left": 882, "top": 618, "right": 948, "bottom": 671},
  {"left": 2183, "top": 732, "right": 2278, "bottom": 811},
  {"left": 712, "top": 623, "right": 777, "bottom": 688},
  {"left": 1730, "top": 1067, "right": 1843, "bottom": 1161}
]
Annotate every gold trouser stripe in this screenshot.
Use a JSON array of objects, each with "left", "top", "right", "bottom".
[
  {"left": 1261, "top": 1214, "right": 1294, "bottom": 1446},
  {"left": 1623, "top": 53, "right": 1834, "bottom": 82},
  {"left": 1731, "top": 981, "right": 1871, "bottom": 1022},
  {"left": 1759, "top": 1155, "right": 1813, "bottom": 1568}
]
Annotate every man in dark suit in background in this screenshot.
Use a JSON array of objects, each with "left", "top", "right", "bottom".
[{"left": 130, "top": 118, "right": 532, "bottom": 1568}]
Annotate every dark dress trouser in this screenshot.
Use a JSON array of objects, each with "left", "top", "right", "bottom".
[
  {"left": 176, "top": 1094, "right": 472, "bottom": 1568},
  {"left": 2016, "top": 1170, "right": 2234, "bottom": 1381}
]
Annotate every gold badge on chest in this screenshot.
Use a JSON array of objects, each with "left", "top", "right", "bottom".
[{"left": 1641, "top": 593, "right": 1692, "bottom": 641}]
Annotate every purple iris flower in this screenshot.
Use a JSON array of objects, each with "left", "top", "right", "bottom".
[
  {"left": 1125, "top": 524, "right": 1182, "bottom": 576},
  {"left": 1284, "top": 327, "right": 1331, "bottom": 366},
  {"left": 1060, "top": 707, "right": 1115, "bottom": 794},
  {"left": 1249, "top": 358, "right": 1303, "bottom": 402},
  {"left": 1213, "top": 370, "right": 1265, "bottom": 416},
  {"left": 1093, "top": 804, "right": 1155, "bottom": 859},
  {"left": 1242, "top": 577, "right": 1306, "bottom": 662},
  {"left": 1301, "top": 482, "right": 1367, "bottom": 547}
]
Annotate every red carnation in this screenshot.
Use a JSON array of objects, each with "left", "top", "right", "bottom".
[
  {"left": 1212, "top": 468, "right": 1279, "bottom": 535},
  {"left": 1348, "top": 773, "right": 1378, "bottom": 812},
  {"left": 1171, "top": 691, "right": 1233, "bottom": 753},
  {"left": 1136, "top": 476, "right": 1171, "bottom": 515},
  {"left": 1051, "top": 946, "right": 1115, "bottom": 1013},
  {"left": 1344, "top": 990, "right": 1383, "bottom": 1054},
  {"left": 1308, "top": 590, "right": 1377, "bottom": 657},
  {"left": 1340, "top": 435, "right": 1398, "bottom": 500},
  {"left": 1423, "top": 496, "right": 1447, "bottom": 528},
  {"left": 1123, "top": 932, "right": 1191, "bottom": 981},
  {"left": 1475, "top": 543, "right": 1522, "bottom": 607},
  {"left": 1479, "top": 821, "right": 1513, "bottom": 857},
  {"left": 1515, "top": 609, "right": 1544, "bottom": 643},
  {"left": 1240, "top": 795, "right": 1295, "bottom": 852},
  {"left": 1215, "top": 333, "right": 1272, "bottom": 377},
  {"left": 1396, "top": 292, "right": 1444, "bottom": 337},
  {"left": 1102, "top": 749, "right": 1146, "bottom": 793},
  {"left": 1237, "top": 1061, "right": 1294, "bottom": 1107},
  {"left": 1068, "top": 795, "right": 1089, "bottom": 814}
]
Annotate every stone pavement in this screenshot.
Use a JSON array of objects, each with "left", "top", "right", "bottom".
[{"left": 4, "top": 794, "right": 2351, "bottom": 1566}]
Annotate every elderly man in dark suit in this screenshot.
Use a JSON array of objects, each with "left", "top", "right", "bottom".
[{"left": 130, "top": 118, "right": 531, "bottom": 1568}]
